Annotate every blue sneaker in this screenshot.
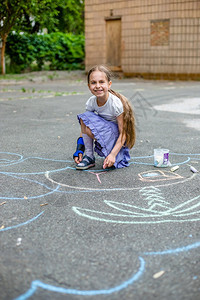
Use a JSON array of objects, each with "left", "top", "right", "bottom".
[{"left": 76, "top": 155, "right": 95, "bottom": 170}]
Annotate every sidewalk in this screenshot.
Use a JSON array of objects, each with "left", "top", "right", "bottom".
[{"left": 0, "top": 73, "right": 199, "bottom": 300}]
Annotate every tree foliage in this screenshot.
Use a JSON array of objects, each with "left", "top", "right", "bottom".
[
  {"left": 6, "top": 32, "right": 85, "bottom": 72},
  {"left": 17, "top": 0, "right": 85, "bottom": 35},
  {"left": 0, "top": 0, "right": 29, "bottom": 74},
  {"left": 56, "top": 0, "right": 84, "bottom": 34},
  {"left": 0, "top": 0, "right": 84, "bottom": 74}
]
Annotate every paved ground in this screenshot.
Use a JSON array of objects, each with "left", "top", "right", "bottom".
[{"left": 0, "top": 71, "right": 200, "bottom": 300}]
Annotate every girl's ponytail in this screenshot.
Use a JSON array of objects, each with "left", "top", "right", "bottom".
[{"left": 109, "top": 89, "right": 136, "bottom": 149}]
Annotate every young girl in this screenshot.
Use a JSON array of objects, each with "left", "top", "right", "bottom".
[{"left": 73, "top": 65, "right": 136, "bottom": 170}]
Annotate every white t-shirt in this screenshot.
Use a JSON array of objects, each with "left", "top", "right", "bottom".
[{"left": 86, "top": 92, "right": 123, "bottom": 123}]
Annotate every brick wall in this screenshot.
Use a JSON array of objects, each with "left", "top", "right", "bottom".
[{"left": 85, "top": 0, "right": 200, "bottom": 79}]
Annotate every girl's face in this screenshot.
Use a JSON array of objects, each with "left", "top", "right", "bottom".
[{"left": 88, "top": 70, "right": 112, "bottom": 102}]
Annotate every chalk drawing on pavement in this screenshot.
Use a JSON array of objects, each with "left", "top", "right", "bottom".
[
  {"left": 0, "top": 152, "right": 199, "bottom": 229},
  {"left": 72, "top": 180, "right": 200, "bottom": 224},
  {"left": 14, "top": 240, "right": 200, "bottom": 300},
  {"left": 0, "top": 151, "right": 199, "bottom": 300},
  {"left": 138, "top": 170, "right": 183, "bottom": 182},
  {"left": 0, "top": 172, "right": 60, "bottom": 200},
  {"left": 1, "top": 152, "right": 198, "bottom": 230},
  {"left": 72, "top": 195, "right": 200, "bottom": 224},
  {"left": 0, "top": 211, "right": 44, "bottom": 232},
  {"left": 88, "top": 171, "right": 107, "bottom": 184},
  {"left": 45, "top": 169, "right": 196, "bottom": 191}
]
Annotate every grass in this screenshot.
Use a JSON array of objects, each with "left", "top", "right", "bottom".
[
  {"left": 0, "top": 74, "right": 30, "bottom": 81},
  {"left": 0, "top": 88, "right": 84, "bottom": 102},
  {"left": 0, "top": 70, "right": 86, "bottom": 82}
]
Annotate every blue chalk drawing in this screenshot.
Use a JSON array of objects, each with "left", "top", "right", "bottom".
[
  {"left": 0, "top": 152, "right": 73, "bottom": 174},
  {"left": 0, "top": 172, "right": 60, "bottom": 200},
  {"left": 0, "top": 211, "right": 44, "bottom": 232},
  {"left": 15, "top": 257, "right": 145, "bottom": 299},
  {"left": 0, "top": 151, "right": 199, "bottom": 299},
  {"left": 0, "top": 152, "right": 23, "bottom": 167},
  {"left": 144, "top": 241, "right": 200, "bottom": 256},
  {"left": 14, "top": 240, "right": 200, "bottom": 299}
]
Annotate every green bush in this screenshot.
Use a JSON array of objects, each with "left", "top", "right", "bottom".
[{"left": 6, "top": 32, "right": 85, "bottom": 72}]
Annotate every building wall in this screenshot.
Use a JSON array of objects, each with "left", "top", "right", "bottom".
[{"left": 85, "top": 0, "right": 200, "bottom": 79}]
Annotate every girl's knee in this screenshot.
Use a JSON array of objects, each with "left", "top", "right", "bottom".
[
  {"left": 80, "top": 119, "right": 94, "bottom": 138},
  {"left": 80, "top": 119, "right": 86, "bottom": 130},
  {"left": 85, "top": 127, "right": 94, "bottom": 138}
]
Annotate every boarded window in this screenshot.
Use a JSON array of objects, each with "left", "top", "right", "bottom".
[{"left": 151, "top": 19, "right": 170, "bottom": 46}]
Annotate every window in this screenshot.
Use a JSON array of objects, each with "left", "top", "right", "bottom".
[{"left": 151, "top": 19, "right": 170, "bottom": 46}]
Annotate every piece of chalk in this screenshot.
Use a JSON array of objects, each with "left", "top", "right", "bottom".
[
  {"left": 170, "top": 166, "right": 179, "bottom": 172},
  {"left": 190, "top": 166, "right": 198, "bottom": 173}
]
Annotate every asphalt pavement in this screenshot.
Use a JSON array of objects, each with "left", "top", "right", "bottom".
[{"left": 0, "top": 71, "right": 200, "bottom": 300}]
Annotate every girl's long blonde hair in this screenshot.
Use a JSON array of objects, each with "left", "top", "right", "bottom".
[{"left": 87, "top": 65, "right": 136, "bottom": 149}]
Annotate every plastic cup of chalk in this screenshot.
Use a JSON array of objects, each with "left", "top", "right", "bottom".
[{"left": 154, "top": 148, "right": 170, "bottom": 168}]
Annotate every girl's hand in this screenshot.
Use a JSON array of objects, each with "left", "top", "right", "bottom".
[
  {"left": 74, "top": 153, "right": 83, "bottom": 164},
  {"left": 103, "top": 153, "right": 115, "bottom": 169}
]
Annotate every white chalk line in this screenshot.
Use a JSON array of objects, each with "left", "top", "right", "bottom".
[
  {"left": 72, "top": 186, "right": 200, "bottom": 224},
  {"left": 103, "top": 195, "right": 200, "bottom": 217},
  {"left": 72, "top": 206, "right": 200, "bottom": 224},
  {"left": 72, "top": 194, "right": 200, "bottom": 219},
  {"left": 45, "top": 171, "right": 197, "bottom": 191}
]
